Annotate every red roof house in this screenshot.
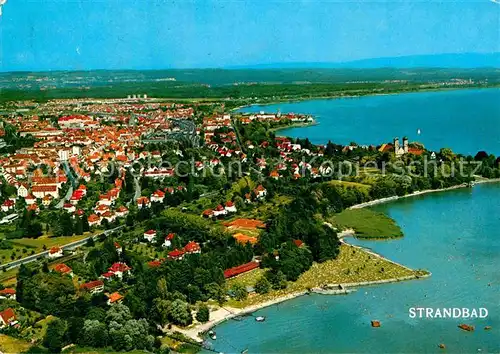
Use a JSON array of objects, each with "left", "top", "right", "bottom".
[{"left": 224, "top": 261, "right": 260, "bottom": 279}]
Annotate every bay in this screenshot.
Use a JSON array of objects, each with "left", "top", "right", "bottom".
[{"left": 237, "top": 88, "right": 500, "bottom": 156}]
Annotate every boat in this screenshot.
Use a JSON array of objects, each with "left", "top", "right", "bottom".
[
  {"left": 208, "top": 330, "right": 217, "bottom": 340},
  {"left": 417, "top": 128, "right": 421, "bottom": 135},
  {"left": 255, "top": 316, "right": 266, "bottom": 322},
  {"left": 371, "top": 320, "right": 381, "bottom": 328},
  {"left": 458, "top": 324, "right": 475, "bottom": 332}
]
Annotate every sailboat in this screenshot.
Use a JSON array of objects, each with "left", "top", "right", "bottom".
[{"left": 417, "top": 128, "right": 421, "bottom": 135}]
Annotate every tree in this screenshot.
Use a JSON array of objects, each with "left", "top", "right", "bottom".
[
  {"left": 168, "top": 299, "right": 193, "bottom": 326},
  {"left": 74, "top": 216, "right": 84, "bottom": 235},
  {"left": 82, "top": 319, "right": 108, "bottom": 347},
  {"left": 57, "top": 212, "right": 74, "bottom": 236},
  {"left": 196, "top": 304, "right": 210, "bottom": 323},
  {"left": 254, "top": 276, "right": 271, "bottom": 294},
  {"left": 66, "top": 317, "right": 84, "bottom": 344},
  {"left": 151, "top": 298, "right": 171, "bottom": 326},
  {"left": 156, "top": 277, "right": 169, "bottom": 300},
  {"left": 106, "top": 303, "right": 132, "bottom": 324},
  {"left": 230, "top": 283, "right": 248, "bottom": 301},
  {"left": 204, "top": 282, "right": 225, "bottom": 304},
  {"left": 265, "top": 270, "right": 287, "bottom": 290},
  {"left": 43, "top": 318, "right": 67, "bottom": 353}
]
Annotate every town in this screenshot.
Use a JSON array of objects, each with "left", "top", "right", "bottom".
[{"left": 0, "top": 95, "right": 496, "bottom": 353}]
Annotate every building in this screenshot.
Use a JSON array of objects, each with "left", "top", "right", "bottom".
[
  {"left": 1, "top": 199, "right": 15, "bottom": 212},
  {"left": 168, "top": 249, "right": 185, "bottom": 260},
  {"left": 151, "top": 190, "right": 165, "bottom": 203},
  {"left": 224, "top": 261, "right": 260, "bottom": 279},
  {"left": 163, "top": 233, "right": 174, "bottom": 248},
  {"left": 88, "top": 214, "right": 101, "bottom": 227},
  {"left": 143, "top": 229, "right": 157, "bottom": 242},
  {"left": 48, "top": 246, "right": 63, "bottom": 259},
  {"left": 0, "top": 308, "right": 17, "bottom": 328},
  {"left": 254, "top": 185, "right": 267, "bottom": 199},
  {"left": 114, "top": 242, "right": 123, "bottom": 255},
  {"left": 0, "top": 288, "right": 16, "bottom": 300},
  {"left": 225, "top": 200, "right": 237, "bottom": 213},
  {"left": 394, "top": 137, "right": 409, "bottom": 157},
  {"left": 32, "top": 185, "right": 59, "bottom": 199},
  {"left": 184, "top": 241, "right": 201, "bottom": 254},
  {"left": 136, "top": 196, "right": 151, "bottom": 209},
  {"left": 52, "top": 263, "right": 73, "bottom": 277},
  {"left": 106, "top": 262, "right": 131, "bottom": 279},
  {"left": 213, "top": 204, "right": 227, "bottom": 217},
  {"left": 115, "top": 205, "right": 129, "bottom": 217},
  {"left": 106, "top": 292, "right": 124, "bottom": 305},
  {"left": 81, "top": 280, "right": 105, "bottom": 294}
]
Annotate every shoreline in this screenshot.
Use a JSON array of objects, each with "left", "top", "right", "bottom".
[
  {"left": 350, "top": 177, "right": 500, "bottom": 209},
  {"left": 172, "top": 240, "right": 429, "bottom": 344},
  {"left": 170, "top": 179, "right": 500, "bottom": 344},
  {"left": 269, "top": 119, "right": 318, "bottom": 134},
  {"left": 230, "top": 85, "right": 500, "bottom": 112}
]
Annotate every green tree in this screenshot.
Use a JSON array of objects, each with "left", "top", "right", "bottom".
[
  {"left": 43, "top": 318, "right": 67, "bottom": 353},
  {"left": 254, "top": 276, "right": 271, "bottom": 294},
  {"left": 74, "top": 216, "right": 84, "bottom": 235},
  {"left": 196, "top": 304, "right": 210, "bottom": 323},
  {"left": 82, "top": 319, "right": 108, "bottom": 347},
  {"left": 168, "top": 299, "right": 193, "bottom": 326},
  {"left": 230, "top": 283, "right": 248, "bottom": 301}
]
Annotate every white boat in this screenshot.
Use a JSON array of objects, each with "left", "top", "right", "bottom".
[
  {"left": 417, "top": 128, "right": 421, "bottom": 135},
  {"left": 208, "top": 330, "right": 217, "bottom": 340},
  {"left": 255, "top": 316, "right": 266, "bottom": 322}
]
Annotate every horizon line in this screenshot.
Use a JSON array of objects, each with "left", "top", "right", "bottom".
[{"left": 1, "top": 52, "right": 500, "bottom": 75}]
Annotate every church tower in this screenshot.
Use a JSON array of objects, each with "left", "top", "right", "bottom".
[{"left": 403, "top": 137, "right": 409, "bottom": 154}]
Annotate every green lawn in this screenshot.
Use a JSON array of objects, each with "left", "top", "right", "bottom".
[
  {"left": 237, "top": 195, "right": 292, "bottom": 221},
  {"left": 328, "top": 180, "right": 372, "bottom": 191},
  {"left": 329, "top": 208, "right": 403, "bottom": 239},
  {"left": 0, "top": 334, "right": 32, "bottom": 353},
  {"left": 227, "top": 244, "right": 418, "bottom": 308},
  {"left": 11, "top": 233, "right": 93, "bottom": 249}
]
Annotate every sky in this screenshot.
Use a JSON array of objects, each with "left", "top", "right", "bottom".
[{"left": 0, "top": 0, "right": 499, "bottom": 71}]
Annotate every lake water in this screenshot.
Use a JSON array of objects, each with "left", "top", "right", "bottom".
[
  {"left": 211, "top": 184, "right": 500, "bottom": 353},
  {"left": 237, "top": 88, "right": 500, "bottom": 156},
  {"left": 212, "top": 90, "right": 500, "bottom": 353}
]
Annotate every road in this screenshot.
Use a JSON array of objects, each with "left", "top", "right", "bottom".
[
  {"left": 126, "top": 175, "right": 141, "bottom": 207},
  {"left": 2, "top": 226, "right": 124, "bottom": 270},
  {"left": 55, "top": 186, "right": 73, "bottom": 209}
]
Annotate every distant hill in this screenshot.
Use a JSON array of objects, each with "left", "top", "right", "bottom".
[{"left": 228, "top": 53, "right": 500, "bottom": 69}]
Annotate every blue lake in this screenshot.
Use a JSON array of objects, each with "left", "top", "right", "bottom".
[{"left": 237, "top": 88, "right": 500, "bottom": 156}]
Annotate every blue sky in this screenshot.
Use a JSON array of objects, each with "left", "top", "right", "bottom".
[{"left": 0, "top": 0, "right": 499, "bottom": 71}]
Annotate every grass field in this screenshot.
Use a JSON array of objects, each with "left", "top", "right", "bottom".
[
  {"left": 0, "top": 233, "right": 94, "bottom": 266},
  {"left": 227, "top": 244, "right": 417, "bottom": 308},
  {"left": 328, "top": 180, "right": 372, "bottom": 191},
  {"left": 11, "top": 234, "right": 90, "bottom": 249},
  {"left": 329, "top": 208, "right": 403, "bottom": 239},
  {"left": 237, "top": 195, "right": 292, "bottom": 221}
]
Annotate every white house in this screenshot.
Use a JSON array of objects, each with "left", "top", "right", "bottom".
[
  {"left": 163, "top": 233, "right": 174, "bottom": 248},
  {"left": 143, "top": 229, "right": 157, "bottom": 242},
  {"left": 225, "top": 201, "right": 237, "bottom": 213},
  {"left": 17, "top": 184, "right": 28, "bottom": 198},
  {"left": 213, "top": 205, "right": 227, "bottom": 217},
  {"left": 48, "top": 246, "right": 63, "bottom": 259}
]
